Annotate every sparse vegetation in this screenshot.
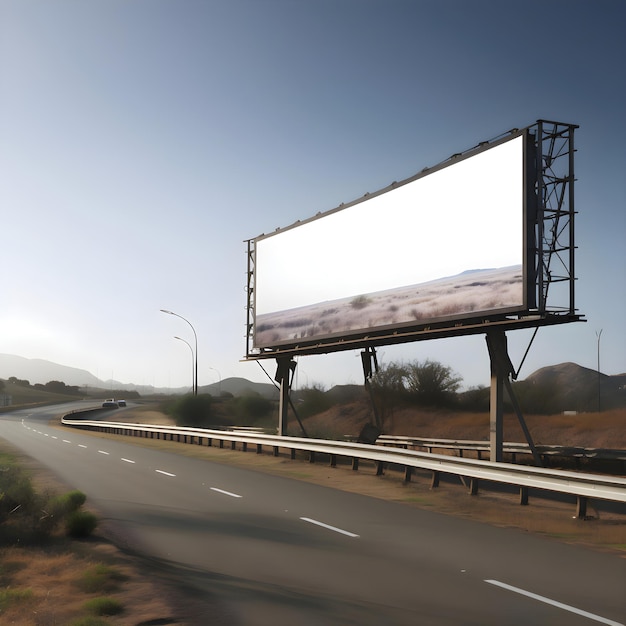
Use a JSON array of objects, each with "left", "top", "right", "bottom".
[
  {"left": 294, "top": 383, "right": 333, "bottom": 418},
  {"left": 0, "top": 453, "right": 96, "bottom": 542},
  {"left": 0, "top": 443, "right": 174, "bottom": 624},
  {"left": 350, "top": 294, "right": 371, "bottom": 309},
  {"left": 163, "top": 393, "right": 223, "bottom": 427},
  {"left": 0, "top": 587, "right": 34, "bottom": 612},
  {"left": 83, "top": 596, "right": 124, "bottom": 616},
  {"left": 66, "top": 509, "right": 99, "bottom": 538},
  {"left": 77, "top": 563, "right": 128, "bottom": 593},
  {"left": 229, "top": 393, "right": 274, "bottom": 424}
]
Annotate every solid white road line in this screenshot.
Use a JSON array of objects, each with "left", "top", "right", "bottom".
[
  {"left": 485, "top": 579, "right": 624, "bottom": 626},
  {"left": 210, "top": 487, "right": 242, "bottom": 498},
  {"left": 155, "top": 469, "right": 176, "bottom": 477},
  {"left": 300, "top": 517, "right": 360, "bottom": 538}
]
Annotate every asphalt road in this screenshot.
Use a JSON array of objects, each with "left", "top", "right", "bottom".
[{"left": 1, "top": 402, "right": 624, "bottom": 625}]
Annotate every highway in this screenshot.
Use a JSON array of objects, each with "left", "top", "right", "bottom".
[{"left": 1, "top": 402, "right": 624, "bottom": 625}]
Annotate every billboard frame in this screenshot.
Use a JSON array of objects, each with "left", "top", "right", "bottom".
[{"left": 245, "top": 120, "right": 582, "bottom": 362}]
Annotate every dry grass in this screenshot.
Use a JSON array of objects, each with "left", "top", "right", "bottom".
[
  {"left": 302, "top": 400, "right": 626, "bottom": 449},
  {"left": 0, "top": 540, "right": 180, "bottom": 626},
  {"left": 0, "top": 439, "right": 196, "bottom": 625}
]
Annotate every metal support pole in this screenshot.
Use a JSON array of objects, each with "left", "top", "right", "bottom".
[
  {"left": 487, "top": 331, "right": 542, "bottom": 467},
  {"left": 489, "top": 376, "right": 504, "bottom": 462},
  {"left": 361, "top": 346, "right": 383, "bottom": 431},
  {"left": 487, "top": 333, "right": 506, "bottom": 463},
  {"left": 275, "top": 358, "right": 296, "bottom": 436}
]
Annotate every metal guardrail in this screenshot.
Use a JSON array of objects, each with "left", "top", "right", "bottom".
[
  {"left": 62, "top": 410, "right": 626, "bottom": 519},
  {"left": 376, "top": 435, "right": 626, "bottom": 464}
]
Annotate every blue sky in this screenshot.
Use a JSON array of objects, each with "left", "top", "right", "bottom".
[{"left": 1, "top": 0, "right": 624, "bottom": 392}]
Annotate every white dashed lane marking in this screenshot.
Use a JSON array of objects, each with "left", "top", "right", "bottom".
[
  {"left": 485, "top": 580, "right": 624, "bottom": 626},
  {"left": 155, "top": 470, "right": 176, "bottom": 477},
  {"left": 300, "top": 517, "right": 360, "bottom": 538},
  {"left": 210, "top": 487, "right": 242, "bottom": 498}
]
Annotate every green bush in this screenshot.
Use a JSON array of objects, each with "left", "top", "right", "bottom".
[
  {"left": 0, "top": 588, "right": 34, "bottom": 611},
  {"left": 66, "top": 510, "right": 98, "bottom": 538},
  {"left": 0, "top": 465, "right": 36, "bottom": 523},
  {"left": 166, "top": 393, "right": 216, "bottom": 427},
  {"left": 77, "top": 564, "right": 128, "bottom": 593},
  {"left": 295, "top": 386, "right": 333, "bottom": 418},
  {"left": 47, "top": 489, "right": 87, "bottom": 518},
  {"left": 37, "top": 489, "right": 89, "bottom": 536},
  {"left": 83, "top": 596, "right": 124, "bottom": 616},
  {"left": 229, "top": 394, "right": 273, "bottom": 423}
]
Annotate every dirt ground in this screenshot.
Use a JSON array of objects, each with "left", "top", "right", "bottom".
[{"left": 1, "top": 404, "right": 624, "bottom": 624}]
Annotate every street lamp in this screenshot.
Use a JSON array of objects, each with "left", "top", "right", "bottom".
[
  {"left": 174, "top": 336, "right": 194, "bottom": 394},
  {"left": 209, "top": 366, "right": 221, "bottom": 396},
  {"left": 161, "top": 309, "right": 198, "bottom": 396},
  {"left": 596, "top": 329, "right": 603, "bottom": 412}
]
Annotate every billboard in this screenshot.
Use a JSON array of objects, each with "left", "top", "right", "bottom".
[{"left": 248, "top": 130, "right": 534, "bottom": 354}]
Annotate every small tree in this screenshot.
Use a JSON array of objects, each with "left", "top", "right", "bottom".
[
  {"left": 405, "top": 359, "right": 461, "bottom": 405},
  {"left": 369, "top": 361, "right": 409, "bottom": 426}
]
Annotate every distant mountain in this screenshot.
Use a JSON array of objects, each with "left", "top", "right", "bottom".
[
  {"left": 0, "top": 353, "right": 278, "bottom": 397},
  {"left": 521, "top": 362, "right": 625, "bottom": 411},
  {"left": 1, "top": 353, "right": 623, "bottom": 407},
  {"left": 0, "top": 354, "right": 101, "bottom": 387},
  {"left": 199, "top": 377, "right": 279, "bottom": 399}
]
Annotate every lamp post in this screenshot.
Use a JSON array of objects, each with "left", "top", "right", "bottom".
[
  {"left": 174, "top": 336, "right": 194, "bottom": 395},
  {"left": 596, "top": 329, "right": 603, "bottom": 413},
  {"left": 209, "top": 366, "right": 221, "bottom": 396},
  {"left": 161, "top": 309, "right": 198, "bottom": 396}
]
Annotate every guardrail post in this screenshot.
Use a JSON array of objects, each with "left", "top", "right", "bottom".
[
  {"left": 257, "top": 444, "right": 263, "bottom": 454},
  {"left": 376, "top": 461, "right": 384, "bottom": 476},
  {"left": 330, "top": 454, "right": 337, "bottom": 467},
  {"left": 576, "top": 496, "right": 588, "bottom": 519},
  {"left": 231, "top": 441, "right": 236, "bottom": 450},
  {"left": 291, "top": 449, "right": 296, "bottom": 460},
  {"left": 469, "top": 478, "right": 479, "bottom": 495},
  {"left": 219, "top": 439, "right": 224, "bottom": 448},
  {"left": 273, "top": 446, "right": 279, "bottom": 457},
  {"left": 309, "top": 451, "right": 316, "bottom": 464},
  {"left": 404, "top": 466, "right": 412, "bottom": 483},
  {"left": 519, "top": 486, "right": 529, "bottom": 505},
  {"left": 242, "top": 442, "right": 248, "bottom": 452},
  {"left": 352, "top": 457, "right": 359, "bottom": 471},
  {"left": 431, "top": 471, "right": 440, "bottom": 488}
]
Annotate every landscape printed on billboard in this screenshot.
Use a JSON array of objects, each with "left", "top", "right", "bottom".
[{"left": 252, "top": 133, "right": 527, "bottom": 351}]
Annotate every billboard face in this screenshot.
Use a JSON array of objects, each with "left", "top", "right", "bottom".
[{"left": 251, "top": 132, "right": 528, "bottom": 351}]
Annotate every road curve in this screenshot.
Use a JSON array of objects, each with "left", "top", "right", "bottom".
[{"left": 1, "top": 403, "right": 624, "bottom": 625}]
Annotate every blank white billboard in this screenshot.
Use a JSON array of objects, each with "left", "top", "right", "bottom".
[{"left": 252, "top": 132, "right": 528, "bottom": 350}]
